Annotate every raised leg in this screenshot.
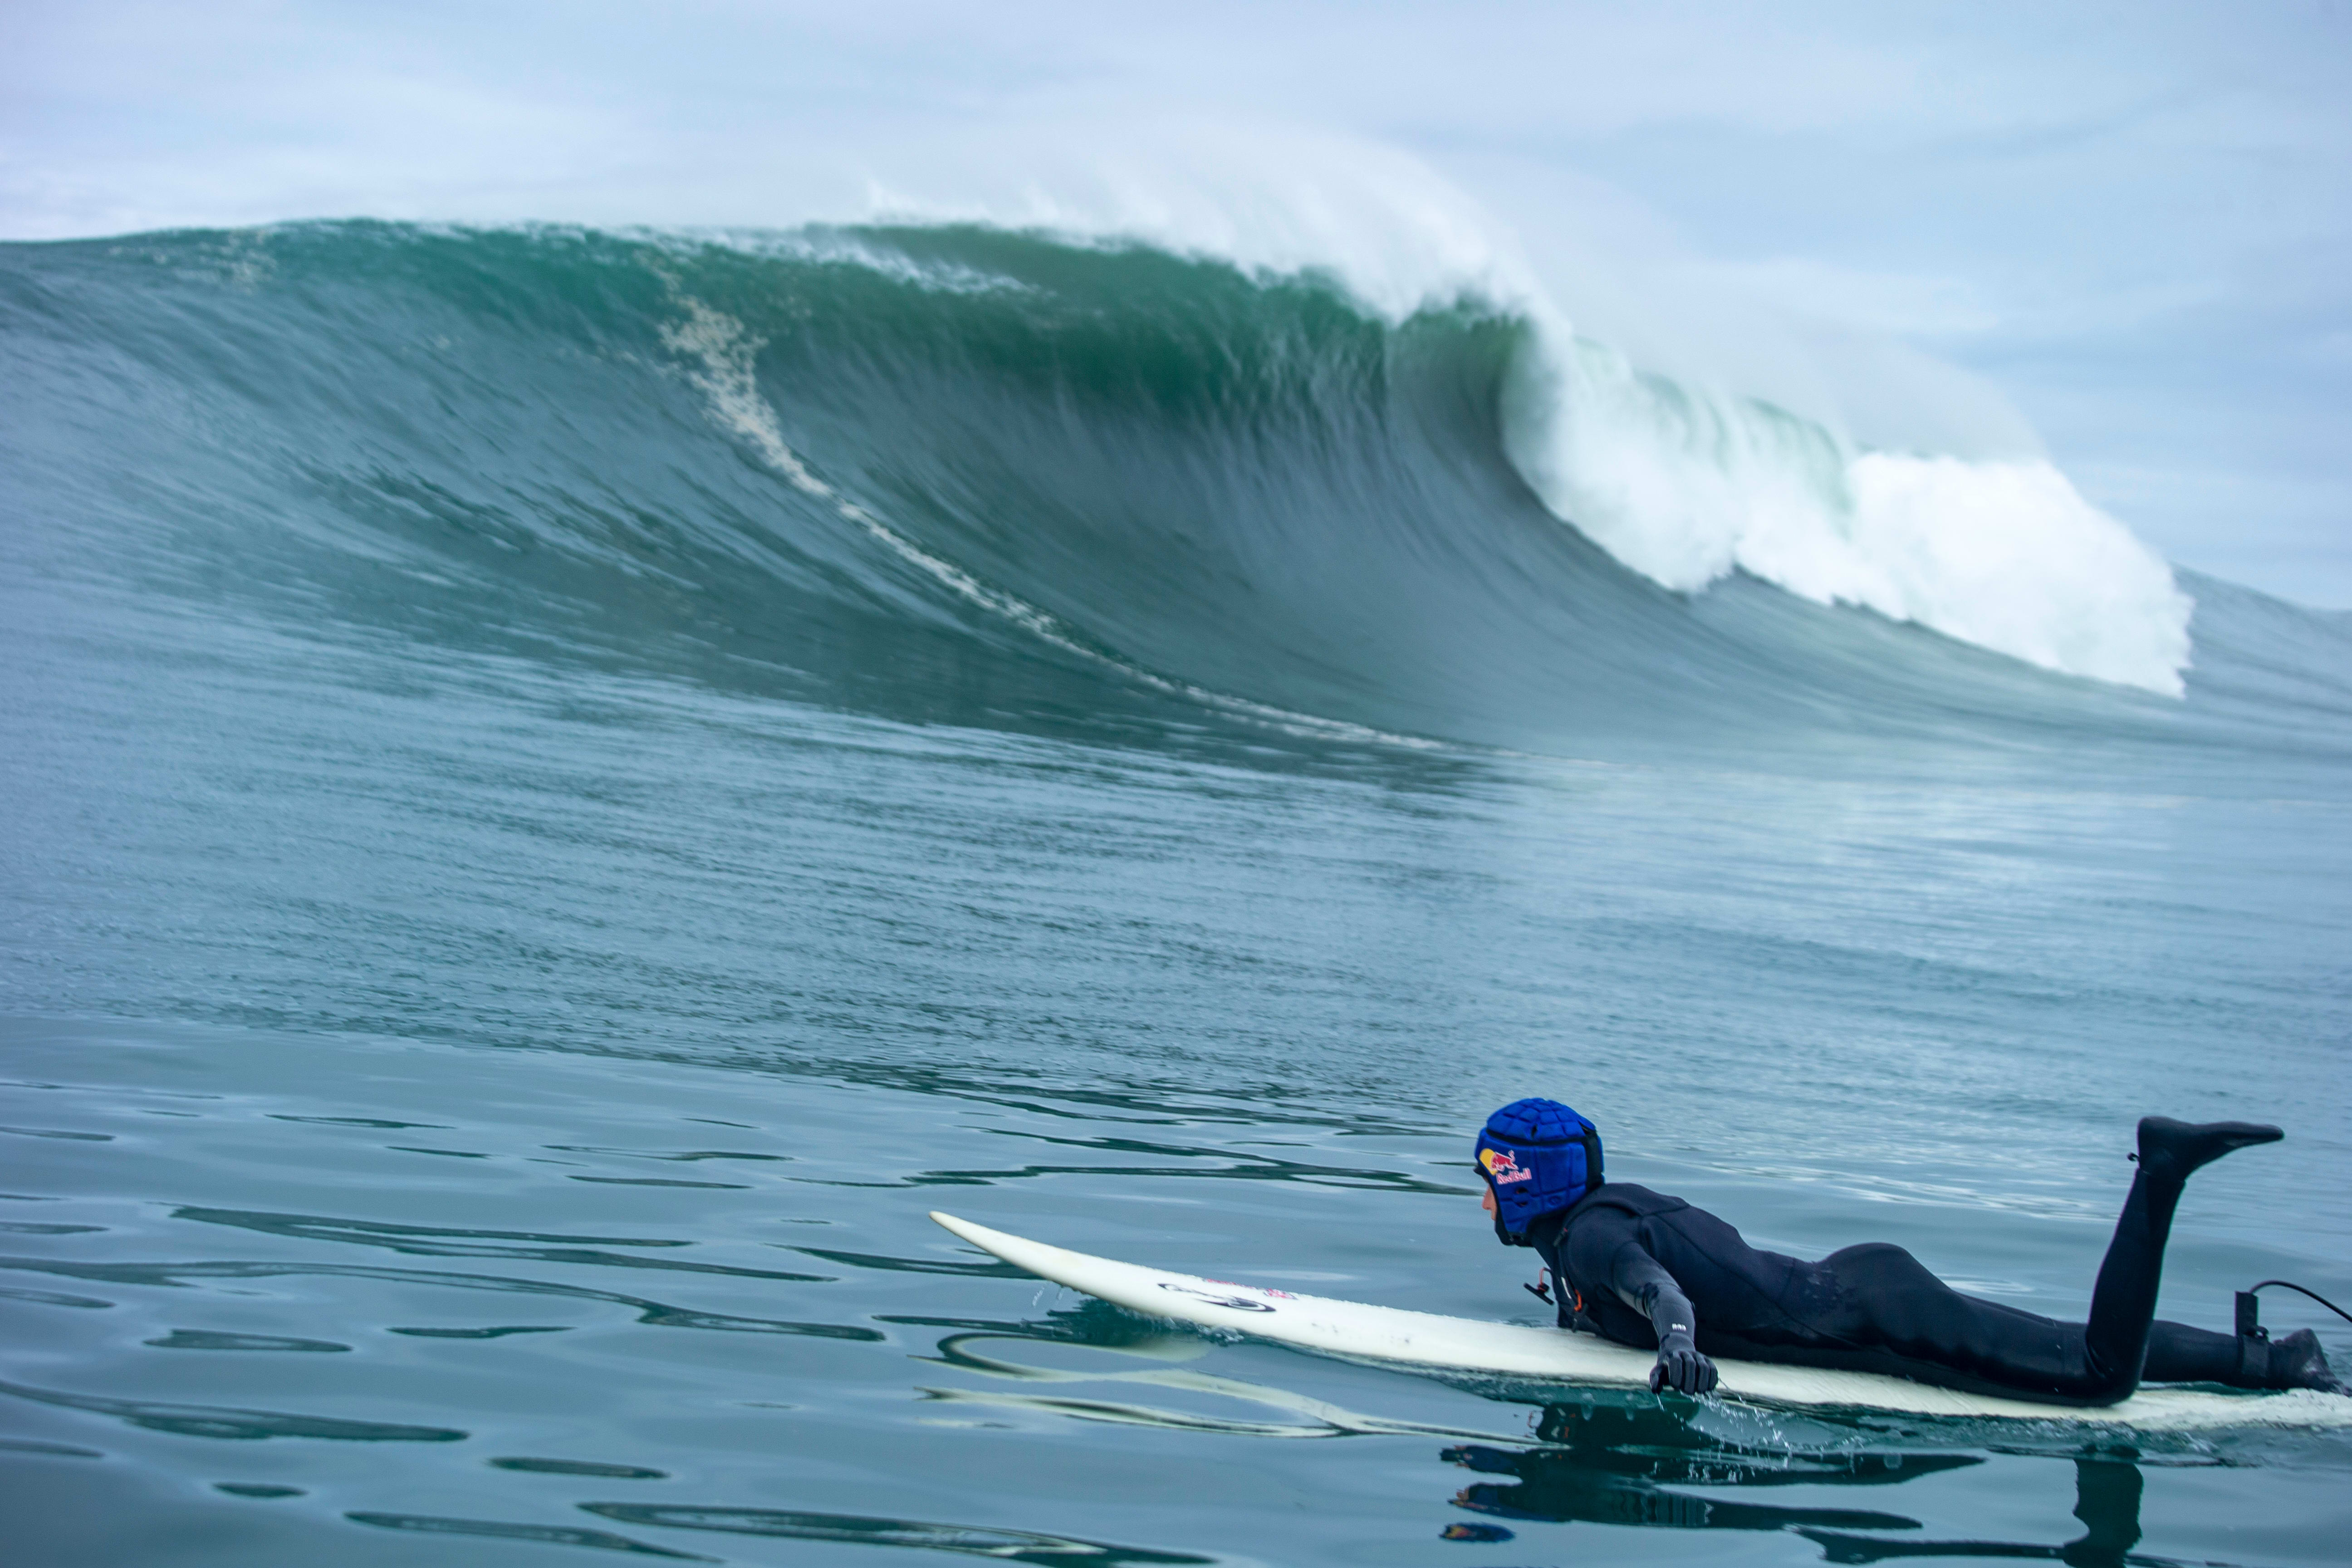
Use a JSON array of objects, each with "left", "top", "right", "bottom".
[{"left": 2079, "top": 1118, "right": 2282, "bottom": 1396}]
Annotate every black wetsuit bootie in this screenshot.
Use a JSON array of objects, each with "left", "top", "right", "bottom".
[
  {"left": 2244, "top": 1328, "right": 2350, "bottom": 1395},
  {"left": 2135, "top": 1117, "right": 2283, "bottom": 1183}
]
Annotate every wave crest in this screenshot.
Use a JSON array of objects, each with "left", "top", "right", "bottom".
[{"left": 1502, "top": 333, "right": 2193, "bottom": 695}]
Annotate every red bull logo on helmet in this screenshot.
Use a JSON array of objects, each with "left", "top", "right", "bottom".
[{"left": 1479, "top": 1147, "right": 1533, "bottom": 1184}]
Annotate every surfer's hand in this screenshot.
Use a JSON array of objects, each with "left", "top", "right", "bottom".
[{"left": 1650, "top": 1336, "right": 1717, "bottom": 1396}]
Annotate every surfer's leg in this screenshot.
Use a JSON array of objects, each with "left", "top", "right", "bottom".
[
  {"left": 1816, "top": 1243, "right": 2080, "bottom": 1392},
  {"left": 2143, "top": 1319, "right": 2347, "bottom": 1392},
  {"left": 1707, "top": 1120, "right": 2290, "bottom": 1406},
  {"left": 2139, "top": 1319, "right": 2240, "bottom": 1383},
  {"left": 2076, "top": 1117, "right": 2282, "bottom": 1399}
]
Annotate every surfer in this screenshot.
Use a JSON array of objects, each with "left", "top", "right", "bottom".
[{"left": 1475, "top": 1098, "right": 2345, "bottom": 1404}]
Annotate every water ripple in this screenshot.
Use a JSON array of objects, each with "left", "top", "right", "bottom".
[
  {"left": 0, "top": 1377, "right": 467, "bottom": 1442},
  {"left": 578, "top": 1504, "right": 1213, "bottom": 1564},
  {"left": 0, "top": 1255, "right": 884, "bottom": 1340},
  {"left": 346, "top": 1512, "right": 713, "bottom": 1560},
  {"left": 169, "top": 1208, "right": 831, "bottom": 1281}
]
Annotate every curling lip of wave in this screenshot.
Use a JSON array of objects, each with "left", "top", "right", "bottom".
[{"left": 853, "top": 162, "right": 2197, "bottom": 697}]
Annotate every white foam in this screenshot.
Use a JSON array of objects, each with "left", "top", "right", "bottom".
[{"left": 1502, "top": 333, "right": 2195, "bottom": 695}]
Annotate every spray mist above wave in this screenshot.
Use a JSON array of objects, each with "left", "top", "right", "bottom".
[{"left": 851, "top": 131, "right": 2194, "bottom": 695}]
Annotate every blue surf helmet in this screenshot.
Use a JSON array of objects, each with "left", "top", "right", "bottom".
[{"left": 1475, "top": 1098, "right": 1603, "bottom": 1242}]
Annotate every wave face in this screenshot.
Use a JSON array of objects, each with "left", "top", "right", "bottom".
[{"left": 1, "top": 222, "right": 2344, "bottom": 764}]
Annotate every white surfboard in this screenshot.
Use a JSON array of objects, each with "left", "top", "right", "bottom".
[{"left": 930, "top": 1212, "right": 2352, "bottom": 1431}]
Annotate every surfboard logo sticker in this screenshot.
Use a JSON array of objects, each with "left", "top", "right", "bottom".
[{"left": 1156, "top": 1282, "right": 1275, "bottom": 1313}]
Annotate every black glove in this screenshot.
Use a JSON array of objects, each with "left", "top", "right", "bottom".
[{"left": 1650, "top": 1332, "right": 1718, "bottom": 1396}]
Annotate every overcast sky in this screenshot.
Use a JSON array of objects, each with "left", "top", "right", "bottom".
[{"left": 8, "top": 0, "right": 2348, "bottom": 605}]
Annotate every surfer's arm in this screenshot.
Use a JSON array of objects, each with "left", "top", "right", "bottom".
[{"left": 1603, "top": 1242, "right": 1719, "bottom": 1396}]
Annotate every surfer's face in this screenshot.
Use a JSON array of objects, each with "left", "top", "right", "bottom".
[{"left": 1481, "top": 1184, "right": 1496, "bottom": 1216}]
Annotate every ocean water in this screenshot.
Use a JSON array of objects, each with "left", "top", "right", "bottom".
[{"left": 3, "top": 221, "right": 2350, "bottom": 1567}]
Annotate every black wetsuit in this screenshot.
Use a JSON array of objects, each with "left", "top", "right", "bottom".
[{"left": 1523, "top": 1180, "right": 2257, "bottom": 1406}]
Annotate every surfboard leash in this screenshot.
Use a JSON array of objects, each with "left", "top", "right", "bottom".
[{"left": 2238, "top": 1279, "right": 2352, "bottom": 1338}]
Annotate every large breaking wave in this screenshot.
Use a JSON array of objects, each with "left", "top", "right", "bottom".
[
  {"left": 858, "top": 141, "right": 2195, "bottom": 696},
  {"left": 3, "top": 221, "right": 2340, "bottom": 764}
]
